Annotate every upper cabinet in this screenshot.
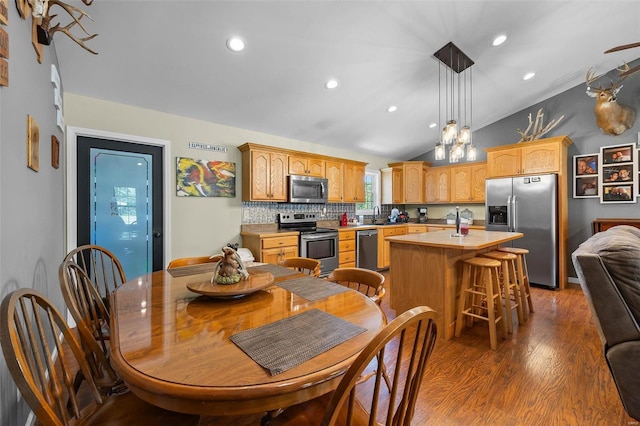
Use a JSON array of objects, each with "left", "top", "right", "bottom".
[
  {"left": 239, "top": 146, "right": 288, "bottom": 202},
  {"left": 389, "top": 161, "right": 430, "bottom": 204},
  {"left": 238, "top": 143, "right": 367, "bottom": 203},
  {"left": 325, "top": 160, "right": 344, "bottom": 202},
  {"left": 451, "top": 162, "right": 487, "bottom": 203},
  {"left": 288, "top": 155, "right": 325, "bottom": 177},
  {"left": 343, "top": 162, "right": 365, "bottom": 202},
  {"left": 426, "top": 167, "right": 451, "bottom": 203},
  {"left": 485, "top": 136, "right": 571, "bottom": 178}
]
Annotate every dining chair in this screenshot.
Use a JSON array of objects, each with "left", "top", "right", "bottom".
[
  {"left": 63, "top": 244, "right": 127, "bottom": 310},
  {"left": 59, "top": 259, "right": 123, "bottom": 395},
  {"left": 167, "top": 254, "right": 223, "bottom": 269},
  {"left": 0, "top": 288, "right": 200, "bottom": 426},
  {"left": 278, "top": 257, "right": 321, "bottom": 277},
  {"left": 267, "top": 306, "right": 439, "bottom": 426},
  {"left": 326, "top": 267, "right": 386, "bottom": 306}
]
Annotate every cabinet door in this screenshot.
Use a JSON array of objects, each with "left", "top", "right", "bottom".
[
  {"left": 521, "top": 142, "right": 560, "bottom": 174},
  {"left": 487, "top": 150, "right": 521, "bottom": 177},
  {"left": 288, "top": 155, "right": 308, "bottom": 176},
  {"left": 451, "top": 167, "right": 472, "bottom": 202},
  {"left": 470, "top": 164, "right": 487, "bottom": 202},
  {"left": 344, "top": 163, "right": 365, "bottom": 202},
  {"left": 250, "top": 150, "right": 273, "bottom": 201},
  {"left": 425, "top": 170, "right": 437, "bottom": 203},
  {"left": 392, "top": 168, "right": 403, "bottom": 204},
  {"left": 307, "top": 158, "right": 325, "bottom": 177},
  {"left": 325, "top": 160, "right": 344, "bottom": 202},
  {"left": 404, "top": 164, "right": 424, "bottom": 203},
  {"left": 269, "top": 152, "right": 288, "bottom": 201},
  {"left": 436, "top": 169, "right": 450, "bottom": 202},
  {"left": 353, "top": 164, "right": 365, "bottom": 202}
]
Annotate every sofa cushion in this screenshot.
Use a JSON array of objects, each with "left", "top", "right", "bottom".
[{"left": 577, "top": 225, "right": 640, "bottom": 327}]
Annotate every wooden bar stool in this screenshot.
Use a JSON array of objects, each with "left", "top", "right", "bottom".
[
  {"left": 482, "top": 250, "right": 524, "bottom": 333},
  {"left": 497, "top": 247, "right": 534, "bottom": 320},
  {"left": 455, "top": 257, "right": 508, "bottom": 350}
]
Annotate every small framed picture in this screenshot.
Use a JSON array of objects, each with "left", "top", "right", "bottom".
[
  {"left": 27, "top": 115, "right": 40, "bottom": 172},
  {"left": 602, "top": 144, "right": 634, "bottom": 164},
  {"left": 575, "top": 176, "right": 598, "bottom": 198},
  {"left": 602, "top": 184, "right": 635, "bottom": 203},
  {"left": 574, "top": 154, "right": 598, "bottom": 176},
  {"left": 51, "top": 135, "right": 60, "bottom": 169}
]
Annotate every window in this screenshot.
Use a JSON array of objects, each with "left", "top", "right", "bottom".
[
  {"left": 356, "top": 170, "right": 380, "bottom": 215},
  {"left": 113, "top": 186, "right": 137, "bottom": 225}
]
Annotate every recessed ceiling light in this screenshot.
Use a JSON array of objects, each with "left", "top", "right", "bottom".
[
  {"left": 429, "top": 122, "right": 437, "bottom": 128},
  {"left": 523, "top": 72, "right": 536, "bottom": 81},
  {"left": 226, "top": 36, "right": 245, "bottom": 52},
  {"left": 387, "top": 106, "right": 398, "bottom": 113},
  {"left": 325, "top": 79, "right": 339, "bottom": 89},
  {"left": 492, "top": 34, "right": 507, "bottom": 46}
]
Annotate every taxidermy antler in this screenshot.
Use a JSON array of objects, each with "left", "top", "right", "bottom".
[
  {"left": 517, "top": 108, "right": 565, "bottom": 142},
  {"left": 605, "top": 42, "right": 640, "bottom": 78}
]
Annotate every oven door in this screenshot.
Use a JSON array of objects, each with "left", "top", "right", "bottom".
[{"left": 299, "top": 232, "right": 338, "bottom": 277}]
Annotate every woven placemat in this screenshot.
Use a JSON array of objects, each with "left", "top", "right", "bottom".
[
  {"left": 247, "top": 264, "right": 301, "bottom": 279},
  {"left": 277, "top": 276, "right": 350, "bottom": 301},
  {"left": 167, "top": 263, "right": 216, "bottom": 277},
  {"left": 230, "top": 309, "right": 366, "bottom": 375}
]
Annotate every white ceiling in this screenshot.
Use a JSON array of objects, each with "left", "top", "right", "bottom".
[{"left": 55, "top": 1, "right": 640, "bottom": 161}]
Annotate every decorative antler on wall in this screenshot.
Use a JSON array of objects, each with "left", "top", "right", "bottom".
[
  {"left": 605, "top": 42, "right": 640, "bottom": 78},
  {"left": 516, "top": 108, "right": 565, "bottom": 142},
  {"left": 16, "top": 0, "right": 98, "bottom": 63}
]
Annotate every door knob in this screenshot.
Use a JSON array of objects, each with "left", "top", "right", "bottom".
[{"left": 153, "top": 231, "right": 161, "bottom": 238}]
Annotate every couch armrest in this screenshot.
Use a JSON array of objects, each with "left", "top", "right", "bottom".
[
  {"left": 607, "top": 341, "right": 640, "bottom": 421},
  {"left": 572, "top": 252, "right": 640, "bottom": 347}
]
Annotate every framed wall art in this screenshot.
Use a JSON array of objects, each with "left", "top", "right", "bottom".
[
  {"left": 27, "top": 115, "right": 39, "bottom": 172},
  {"left": 599, "top": 142, "right": 637, "bottom": 204},
  {"left": 176, "top": 157, "right": 236, "bottom": 197},
  {"left": 573, "top": 154, "right": 598, "bottom": 198}
]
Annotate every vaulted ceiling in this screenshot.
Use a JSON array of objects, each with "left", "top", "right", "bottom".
[{"left": 55, "top": 1, "right": 640, "bottom": 160}]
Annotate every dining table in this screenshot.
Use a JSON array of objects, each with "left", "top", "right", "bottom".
[{"left": 108, "top": 262, "right": 385, "bottom": 416}]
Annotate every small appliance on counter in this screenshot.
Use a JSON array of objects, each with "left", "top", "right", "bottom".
[
  {"left": 397, "top": 211, "right": 409, "bottom": 223},
  {"left": 417, "top": 208, "right": 428, "bottom": 223},
  {"left": 388, "top": 208, "right": 400, "bottom": 223}
]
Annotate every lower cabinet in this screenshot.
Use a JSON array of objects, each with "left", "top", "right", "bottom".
[
  {"left": 241, "top": 234, "right": 299, "bottom": 264},
  {"left": 377, "top": 226, "right": 407, "bottom": 269},
  {"left": 407, "top": 225, "right": 428, "bottom": 234},
  {"left": 339, "top": 230, "right": 356, "bottom": 267}
]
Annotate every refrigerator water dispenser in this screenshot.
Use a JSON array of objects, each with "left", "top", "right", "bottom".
[{"left": 488, "top": 206, "right": 508, "bottom": 225}]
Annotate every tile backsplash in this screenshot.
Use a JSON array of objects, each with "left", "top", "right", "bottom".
[{"left": 241, "top": 202, "right": 395, "bottom": 224}]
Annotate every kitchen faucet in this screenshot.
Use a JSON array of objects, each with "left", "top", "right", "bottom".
[{"left": 373, "top": 206, "right": 380, "bottom": 224}]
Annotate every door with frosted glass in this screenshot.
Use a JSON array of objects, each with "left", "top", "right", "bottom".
[{"left": 77, "top": 137, "right": 164, "bottom": 279}]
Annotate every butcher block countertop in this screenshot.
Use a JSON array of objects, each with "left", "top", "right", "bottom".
[{"left": 386, "top": 230, "right": 523, "bottom": 250}]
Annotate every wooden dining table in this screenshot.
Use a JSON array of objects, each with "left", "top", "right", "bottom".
[{"left": 109, "top": 263, "right": 385, "bottom": 416}]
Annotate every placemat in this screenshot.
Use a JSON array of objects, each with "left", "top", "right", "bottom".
[
  {"left": 277, "top": 276, "right": 350, "bottom": 301},
  {"left": 167, "top": 263, "right": 216, "bottom": 277},
  {"left": 230, "top": 309, "right": 366, "bottom": 375},
  {"left": 247, "top": 264, "right": 301, "bottom": 279}
]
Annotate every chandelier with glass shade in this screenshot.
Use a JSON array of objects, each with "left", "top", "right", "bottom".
[{"left": 433, "top": 42, "right": 476, "bottom": 162}]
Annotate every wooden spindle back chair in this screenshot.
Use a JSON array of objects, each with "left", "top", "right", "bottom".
[
  {"left": 278, "top": 257, "right": 322, "bottom": 277},
  {"left": 167, "top": 255, "right": 222, "bottom": 269}
]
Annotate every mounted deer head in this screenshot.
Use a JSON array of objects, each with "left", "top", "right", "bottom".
[{"left": 585, "top": 69, "right": 636, "bottom": 135}]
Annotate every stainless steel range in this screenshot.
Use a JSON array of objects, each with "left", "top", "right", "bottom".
[{"left": 277, "top": 212, "right": 338, "bottom": 277}]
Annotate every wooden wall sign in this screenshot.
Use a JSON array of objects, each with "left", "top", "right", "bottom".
[
  {"left": 51, "top": 135, "right": 60, "bottom": 169},
  {"left": 0, "top": 26, "right": 8, "bottom": 59},
  {"left": 27, "top": 115, "right": 40, "bottom": 172},
  {"left": 0, "top": 58, "right": 7, "bottom": 87},
  {"left": 0, "top": 0, "right": 8, "bottom": 26}
]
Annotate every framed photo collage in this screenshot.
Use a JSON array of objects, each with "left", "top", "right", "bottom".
[{"left": 573, "top": 141, "right": 638, "bottom": 204}]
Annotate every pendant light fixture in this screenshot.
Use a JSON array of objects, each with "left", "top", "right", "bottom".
[{"left": 433, "top": 42, "right": 475, "bottom": 163}]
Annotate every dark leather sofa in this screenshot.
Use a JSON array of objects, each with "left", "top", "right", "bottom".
[{"left": 572, "top": 225, "right": 640, "bottom": 421}]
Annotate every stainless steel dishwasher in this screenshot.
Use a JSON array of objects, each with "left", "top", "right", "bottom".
[{"left": 356, "top": 229, "right": 378, "bottom": 271}]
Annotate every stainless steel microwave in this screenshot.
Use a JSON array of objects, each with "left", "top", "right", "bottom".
[{"left": 288, "top": 175, "right": 328, "bottom": 203}]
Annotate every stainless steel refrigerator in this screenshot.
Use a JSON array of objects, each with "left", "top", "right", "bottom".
[{"left": 485, "top": 174, "right": 558, "bottom": 289}]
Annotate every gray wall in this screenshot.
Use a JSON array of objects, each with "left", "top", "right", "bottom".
[
  {"left": 0, "top": 6, "right": 65, "bottom": 425},
  {"left": 414, "top": 59, "right": 640, "bottom": 278}
]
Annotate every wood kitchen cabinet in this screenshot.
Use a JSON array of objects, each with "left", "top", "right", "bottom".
[
  {"left": 288, "top": 155, "right": 325, "bottom": 177},
  {"left": 389, "top": 161, "right": 430, "bottom": 204},
  {"left": 343, "top": 162, "right": 365, "bottom": 202},
  {"left": 407, "top": 224, "right": 428, "bottom": 234},
  {"left": 338, "top": 230, "right": 356, "bottom": 267},
  {"left": 325, "top": 160, "right": 344, "bottom": 202},
  {"left": 451, "top": 162, "right": 487, "bottom": 203},
  {"left": 426, "top": 167, "right": 450, "bottom": 203},
  {"left": 241, "top": 233, "right": 299, "bottom": 264},
  {"left": 377, "top": 226, "right": 407, "bottom": 269},
  {"left": 239, "top": 144, "right": 288, "bottom": 201},
  {"left": 485, "top": 136, "right": 570, "bottom": 178}
]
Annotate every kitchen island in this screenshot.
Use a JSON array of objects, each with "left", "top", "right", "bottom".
[{"left": 387, "top": 230, "right": 523, "bottom": 339}]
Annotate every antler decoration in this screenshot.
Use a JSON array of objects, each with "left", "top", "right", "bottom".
[
  {"left": 17, "top": 0, "right": 98, "bottom": 63},
  {"left": 605, "top": 42, "right": 640, "bottom": 78},
  {"left": 517, "top": 108, "right": 565, "bottom": 142}
]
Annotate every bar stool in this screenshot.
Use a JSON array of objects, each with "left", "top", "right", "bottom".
[
  {"left": 482, "top": 250, "right": 524, "bottom": 333},
  {"left": 497, "top": 246, "right": 534, "bottom": 320},
  {"left": 455, "top": 257, "right": 508, "bottom": 350}
]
